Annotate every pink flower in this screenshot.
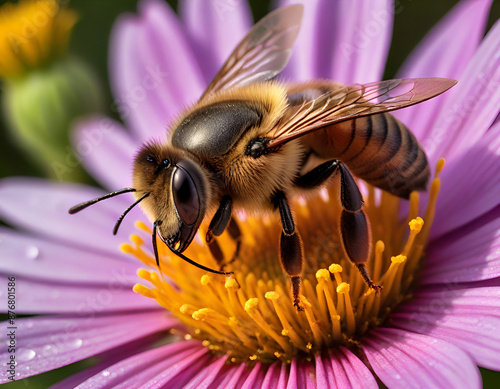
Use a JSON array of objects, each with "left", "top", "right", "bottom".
[{"left": 1, "top": 0, "right": 500, "bottom": 387}]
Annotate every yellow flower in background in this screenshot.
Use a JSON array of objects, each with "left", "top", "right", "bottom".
[
  {"left": 0, "top": 0, "right": 103, "bottom": 182},
  {"left": 0, "top": 0, "right": 77, "bottom": 78}
]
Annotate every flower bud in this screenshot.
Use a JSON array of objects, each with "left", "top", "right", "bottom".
[{"left": 3, "top": 55, "right": 104, "bottom": 181}]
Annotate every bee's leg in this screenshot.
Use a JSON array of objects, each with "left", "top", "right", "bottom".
[
  {"left": 206, "top": 195, "right": 232, "bottom": 266},
  {"left": 224, "top": 217, "right": 242, "bottom": 267},
  {"left": 338, "top": 162, "right": 381, "bottom": 292},
  {"left": 295, "top": 160, "right": 339, "bottom": 188},
  {"left": 273, "top": 191, "right": 305, "bottom": 311}
]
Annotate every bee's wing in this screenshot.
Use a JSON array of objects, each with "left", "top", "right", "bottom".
[
  {"left": 200, "top": 5, "right": 303, "bottom": 100},
  {"left": 267, "top": 78, "right": 457, "bottom": 149}
]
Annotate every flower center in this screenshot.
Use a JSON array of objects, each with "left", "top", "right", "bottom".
[
  {"left": 0, "top": 0, "right": 77, "bottom": 78},
  {"left": 126, "top": 159, "right": 444, "bottom": 364}
]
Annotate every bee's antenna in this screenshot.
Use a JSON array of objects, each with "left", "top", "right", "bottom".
[
  {"left": 68, "top": 188, "right": 137, "bottom": 214},
  {"left": 113, "top": 193, "right": 150, "bottom": 235},
  {"left": 152, "top": 220, "right": 233, "bottom": 276}
]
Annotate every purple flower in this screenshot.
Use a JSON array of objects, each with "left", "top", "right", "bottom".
[{"left": 1, "top": 0, "right": 500, "bottom": 387}]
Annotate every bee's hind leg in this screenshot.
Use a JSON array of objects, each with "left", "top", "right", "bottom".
[
  {"left": 337, "top": 162, "right": 381, "bottom": 292},
  {"left": 273, "top": 191, "right": 304, "bottom": 311}
]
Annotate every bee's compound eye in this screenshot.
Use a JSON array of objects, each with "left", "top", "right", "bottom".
[{"left": 172, "top": 166, "right": 199, "bottom": 225}]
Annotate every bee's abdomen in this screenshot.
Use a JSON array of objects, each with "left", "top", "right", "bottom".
[
  {"left": 344, "top": 113, "right": 429, "bottom": 199},
  {"left": 304, "top": 113, "right": 430, "bottom": 199}
]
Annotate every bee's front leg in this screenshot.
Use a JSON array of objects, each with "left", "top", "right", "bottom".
[
  {"left": 226, "top": 217, "right": 242, "bottom": 265},
  {"left": 273, "top": 191, "right": 304, "bottom": 311},
  {"left": 206, "top": 195, "right": 233, "bottom": 266},
  {"left": 338, "top": 163, "right": 381, "bottom": 292}
]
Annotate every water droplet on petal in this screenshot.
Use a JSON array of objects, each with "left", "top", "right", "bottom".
[
  {"left": 102, "top": 370, "right": 110, "bottom": 377},
  {"left": 17, "top": 348, "right": 36, "bottom": 362},
  {"left": 71, "top": 339, "right": 83, "bottom": 349},
  {"left": 41, "top": 344, "right": 56, "bottom": 356},
  {"left": 26, "top": 246, "right": 39, "bottom": 260}
]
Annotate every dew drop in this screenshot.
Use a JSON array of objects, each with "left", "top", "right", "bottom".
[
  {"left": 71, "top": 338, "right": 83, "bottom": 350},
  {"left": 17, "top": 348, "right": 36, "bottom": 362},
  {"left": 25, "top": 246, "right": 39, "bottom": 260},
  {"left": 41, "top": 344, "right": 60, "bottom": 356},
  {"left": 102, "top": 370, "right": 110, "bottom": 377}
]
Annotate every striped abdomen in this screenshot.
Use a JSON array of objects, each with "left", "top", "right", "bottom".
[{"left": 302, "top": 113, "right": 430, "bottom": 199}]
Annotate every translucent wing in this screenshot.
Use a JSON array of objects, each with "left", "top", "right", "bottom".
[
  {"left": 267, "top": 78, "right": 457, "bottom": 149},
  {"left": 200, "top": 5, "right": 303, "bottom": 100}
]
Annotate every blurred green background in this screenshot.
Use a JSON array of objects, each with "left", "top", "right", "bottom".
[{"left": 1, "top": 0, "right": 499, "bottom": 387}]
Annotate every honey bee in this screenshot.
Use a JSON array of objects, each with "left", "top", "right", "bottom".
[{"left": 70, "top": 5, "right": 456, "bottom": 310}]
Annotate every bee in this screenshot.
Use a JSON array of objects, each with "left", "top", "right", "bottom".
[{"left": 70, "top": 5, "right": 456, "bottom": 310}]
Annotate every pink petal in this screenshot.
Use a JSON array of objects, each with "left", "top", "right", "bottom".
[
  {"left": 392, "top": 286, "right": 500, "bottom": 370},
  {"left": 278, "top": 0, "right": 393, "bottom": 84},
  {"left": 0, "top": 275, "right": 157, "bottom": 314},
  {"left": 329, "top": 0, "right": 393, "bottom": 84},
  {"left": 50, "top": 333, "right": 166, "bottom": 388},
  {"left": 395, "top": 0, "right": 492, "bottom": 141},
  {"left": 423, "top": 19, "right": 500, "bottom": 163},
  {"left": 292, "top": 357, "right": 315, "bottom": 389},
  {"left": 73, "top": 341, "right": 202, "bottom": 389},
  {"left": 180, "top": 0, "right": 253, "bottom": 82},
  {"left": 362, "top": 328, "right": 481, "bottom": 389},
  {"left": 242, "top": 362, "right": 265, "bottom": 389},
  {"left": 72, "top": 117, "right": 137, "bottom": 191},
  {"left": 333, "top": 347, "right": 378, "bottom": 388},
  {"left": 430, "top": 121, "right": 500, "bottom": 238},
  {"left": 276, "top": 0, "right": 329, "bottom": 81},
  {"left": 183, "top": 354, "right": 228, "bottom": 389},
  {"left": 0, "top": 228, "right": 137, "bottom": 284},
  {"left": 314, "top": 354, "right": 330, "bottom": 388},
  {"left": 325, "top": 348, "right": 377, "bottom": 389},
  {"left": 261, "top": 361, "right": 286, "bottom": 389},
  {"left": 424, "top": 204, "right": 500, "bottom": 283},
  {"left": 130, "top": 347, "right": 213, "bottom": 389},
  {"left": 0, "top": 178, "right": 146, "bottom": 257},
  {"left": 110, "top": 0, "right": 205, "bottom": 141},
  {"left": 286, "top": 357, "right": 298, "bottom": 389},
  {"left": 212, "top": 363, "right": 248, "bottom": 388},
  {"left": 0, "top": 312, "right": 175, "bottom": 382}
]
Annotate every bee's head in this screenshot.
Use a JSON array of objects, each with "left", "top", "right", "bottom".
[{"left": 132, "top": 142, "right": 209, "bottom": 253}]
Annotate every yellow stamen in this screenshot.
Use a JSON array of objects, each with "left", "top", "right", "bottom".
[
  {"left": 336, "top": 283, "right": 356, "bottom": 335},
  {"left": 245, "top": 298, "right": 292, "bottom": 355},
  {"left": 131, "top": 234, "right": 144, "bottom": 246}
]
